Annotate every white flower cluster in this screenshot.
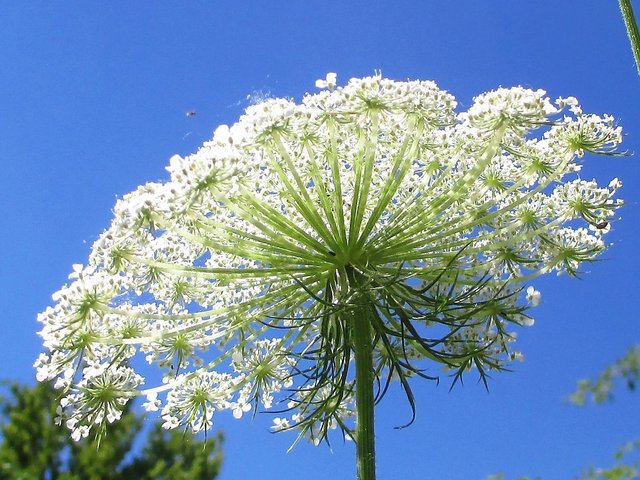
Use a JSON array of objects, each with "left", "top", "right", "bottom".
[{"left": 36, "top": 73, "right": 623, "bottom": 445}]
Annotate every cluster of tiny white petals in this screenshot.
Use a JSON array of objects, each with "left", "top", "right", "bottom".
[
  {"left": 466, "top": 87, "right": 557, "bottom": 131},
  {"left": 231, "top": 339, "right": 294, "bottom": 412},
  {"left": 161, "top": 371, "right": 237, "bottom": 433},
  {"left": 545, "top": 112, "right": 623, "bottom": 157},
  {"left": 36, "top": 73, "right": 623, "bottom": 445},
  {"left": 273, "top": 383, "right": 356, "bottom": 445},
  {"left": 58, "top": 365, "right": 143, "bottom": 441}
]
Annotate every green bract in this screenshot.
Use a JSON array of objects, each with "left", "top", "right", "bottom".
[{"left": 37, "top": 74, "right": 622, "bottom": 450}]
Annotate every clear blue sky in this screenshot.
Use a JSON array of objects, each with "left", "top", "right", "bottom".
[{"left": 1, "top": 2, "right": 638, "bottom": 479}]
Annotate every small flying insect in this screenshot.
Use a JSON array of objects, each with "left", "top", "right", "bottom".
[
  {"left": 185, "top": 111, "right": 196, "bottom": 118},
  {"left": 595, "top": 221, "right": 609, "bottom": 230}
]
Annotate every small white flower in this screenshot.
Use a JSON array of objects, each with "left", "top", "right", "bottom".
[
  {"left": 55, "top": 405, "right": 64, "bottom": 426},
  {"left": 213, "top": 124, "right": 230, "bottom": 142},
  {"left": 143, "top": 392, "right": 161, "bottom": 412},
  {"left": 71, "top": 425, "right": 90, "bottom": 442},
  {"left": 232, "top": 401, "right": 252, "bottom": 419},
  {"left": 510, "top": 351, "right": 525, "bottom": 362},
  {"left": 162, "top": 415, "right": 180, "bottom": 430},
  {"left": 83, "top": 360, "right": 107, "bottom": 379},
  {"left": 608, "top": 177, "right": 622, "bottom": 190},
  {"left": 315, "top": 72, "right": 337, "bottom": 89},
  {"left": 526, "top": 286, "right": 542, "bottom": 307},
  {"left": 69, "top": 263, "right": 84, "bottom": 279},
  {"left": 53, "top": 377, "right": 68, "bottom": 390},
  {"left": 271, "top": 417, "right": 290, "bottom": 432}
]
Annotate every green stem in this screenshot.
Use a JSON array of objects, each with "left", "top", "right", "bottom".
[
  {"left": 349, "top": 267, "right": 376, "bottom": 480},
  {"left": 619, "top": 0, "right": 640, "bottom": 78}
]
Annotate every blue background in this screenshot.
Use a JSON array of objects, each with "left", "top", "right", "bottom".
[{"left": 1, "top": 2, "right": 638, "bottom": 478}]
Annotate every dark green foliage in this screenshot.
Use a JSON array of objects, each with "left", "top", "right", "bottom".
[
  {"left": 570, "top": 345, "right": 640, "bottom": 406},
  {"left": 0, "top": 381, "right": 65, "bottom": 480},
  {"left": 123, "top": 425, "right": 223, "bottom": 480},
  {"left": 0, "top": 381, "right": 223, "bottom": 480}
]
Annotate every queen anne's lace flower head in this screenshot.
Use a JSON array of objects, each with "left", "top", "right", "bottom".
[{"left": 36, "top": 73, "right": 623, "bottom": 445}]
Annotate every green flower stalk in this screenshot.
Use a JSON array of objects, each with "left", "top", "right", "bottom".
[
  {"left": 36, "top": 73, "right": 623, "bottom": 479},
  {"left": 619, "top": 0, "right": 640, "bottom": 78}
]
